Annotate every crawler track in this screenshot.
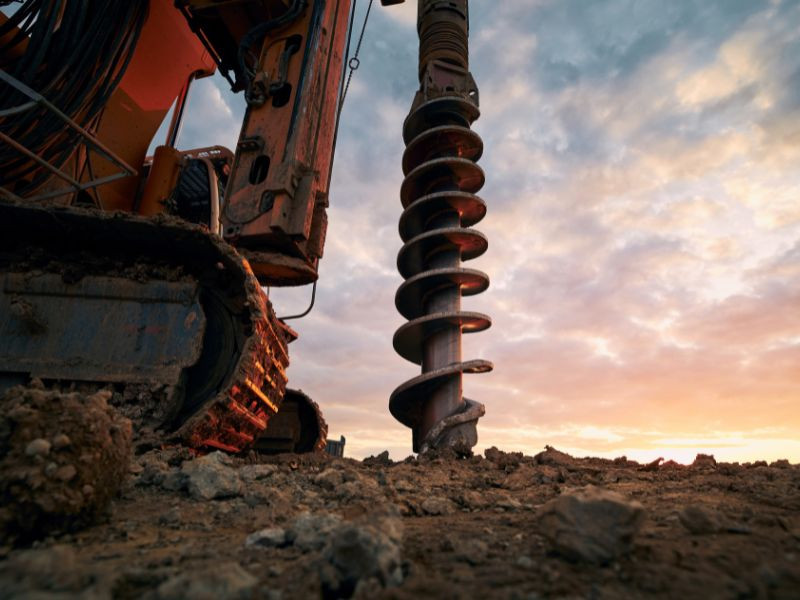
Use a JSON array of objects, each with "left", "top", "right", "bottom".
[
  {"left": 255, "top": 389, "right": 328, "bottom": 454},
  {"left": 0, "top": 201, "right": 290, "bottom": 453}
]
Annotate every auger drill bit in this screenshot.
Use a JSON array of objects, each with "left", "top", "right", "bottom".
[{"left": 389, "top": 0, "right": 492, "bottom": 455}]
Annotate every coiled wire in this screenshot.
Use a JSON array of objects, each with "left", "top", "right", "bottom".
[{"left": 0, "top": 0, "right": 147, "bottom": 194}]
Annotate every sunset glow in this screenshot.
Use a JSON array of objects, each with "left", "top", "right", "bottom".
[{"left": 174, "top": 0, "right": 800, "bottom": 463}]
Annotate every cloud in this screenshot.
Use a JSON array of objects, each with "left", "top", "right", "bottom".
[
  {"left": 179, "top": 78, "right": 242, "bottom": 150},
  {"left": 176, "top": 1, "right": 800, "bottom": 462}
]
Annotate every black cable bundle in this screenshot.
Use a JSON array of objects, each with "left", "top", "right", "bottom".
[
  {"left": 236, "top": 0, "right": 306, "bottom": 87},
  {"left": 0, "top": 0, "right": 148, "bottom": 195}
]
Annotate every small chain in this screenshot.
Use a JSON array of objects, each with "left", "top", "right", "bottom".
[{"left": 339, "top": 0, "right": 374, "bottom": 111}]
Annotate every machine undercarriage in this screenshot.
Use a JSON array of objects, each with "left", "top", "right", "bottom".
[{"left": 0, "top": 201, "right": 313, "bottom": 453}]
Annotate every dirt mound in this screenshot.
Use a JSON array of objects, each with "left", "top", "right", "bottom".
[{"left": 0, "top": 381, "right": 132, "bottom": 544}]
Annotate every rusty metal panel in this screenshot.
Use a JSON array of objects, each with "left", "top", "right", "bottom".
[
  {"left": 219, "top": 0, "right": 353, "bottom": 285},
  {"left": 0, "top": 273, "right": 205, "bottom": 383}
]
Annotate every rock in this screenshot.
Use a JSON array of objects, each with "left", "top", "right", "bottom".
[
  {"left": 156, "top": 562, "right": 257, "bottom": 600},
  {"left": 340, "top": 468, "right": 366, "bottom": 483},
  {"left": 678, "top": 505, "right": 722, "bottom": 535},
  {"left": 533, "top": 446, "right": 576, "bottom": 467},
  {"left": 516, "top": 555, "right": 535, "bottom": 569},
  {"left": 392, "top": 477, "right": 416, "bottom": 493},
  {"left": 363, "top": 450, "right": 393, "bottom": 466},
  {"left": 335, "top": 477, "right": 383, "bottom": 503},
  {"left": 243, "top": 488, "right": 271, "bottom": 508},
  {"left": 314, "top": 468, "right": 344, "bottom": 490},
  {"left": 239, "top": 464, "right": 278, "bottom": 482},
  {"left": 319, "top": 469, "right": 383, "bottom": 503},
  {"left": 485, "top": 446, "right": 523, "bottom": 469},
  {"left": 456, "top": 538, "right": 489, "bottom": 565},
  {"left": 136, "top": 453, "right": 171, "bottom": 487},
  {"left": 161, "top": 469, "right": 187, "bottom": 492},
  {"left": 421, "top": 497, "right": 455, "bottom": 516},
  {"left": 182, "top": 452, "right": 242, "bottom": 500},
  {"left": 691, "top": 454, "right": 717, "bottom": 469},
  {"left": 320, "top": 510, "right": 404, "bottom": 597},
  {"left": 279, "top": 509, "right": 404, "bottom": 596},
  {"left": 52, "top": 434, "right": 72, "bottom": 449},
  {"left": 55, "top": 464, "right": 77, "bottom": 481},
  {"left": 158, "top": 506, "right": 182, "bottom": 528},
  {"left": 600, "top": 470, "right": 622, "bottom": 484},
  {"left": 0, "top": 545, "right": 86, "bottom": 594},
  {"left": 536, "top": 465, "right": 563, "bottom": 484},
  {"left": 457, "top": 490, "right": 490, "bottom": 510},
  {"left": 639, "top": 457, "right": 664, "bottom": 472},
  {"left": 496, "top": 494, "right": 524, "bottom": 512},
  {"left": 25, "top": 438, "right": 51, "bottom": 457},
  {"left": 503, "top": 466, "right": 536, "bottom": 490},
  {"left": 246, "top": 527, "right": 288, "bottom": 548},
  {"left": 158, "top": 445, "right": 194, "bottom": 467},
  {"left": 288, "top": 512, "right": 343, "bottom": 552},
  {"left": 539, "top": 485, "right": 645, "bottom": 565}
]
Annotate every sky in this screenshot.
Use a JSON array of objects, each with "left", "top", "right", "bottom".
[{"left": 172, "top": 0, "right": 800, "bottom": 463}]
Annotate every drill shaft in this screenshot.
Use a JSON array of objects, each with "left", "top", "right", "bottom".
[{"left": 390, "top": 0, "right": 492, "bottom": 454}]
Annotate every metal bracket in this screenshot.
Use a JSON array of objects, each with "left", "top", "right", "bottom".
[{"left": 419, "top": 60, "right": 478, "bottom": 105}]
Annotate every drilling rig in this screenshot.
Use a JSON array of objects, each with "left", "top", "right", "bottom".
[{"left": 0, "top": 0, "right": 490, "bottom": 456}]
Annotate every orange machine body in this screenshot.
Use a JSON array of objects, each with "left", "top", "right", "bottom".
[
  {"left": 105, "top": 0, "right": 352, "bottom": 286},
  {"left": 209, "top": 0, "right": 352, "bottom": 285},
  {"left": 1, "top": 0, "right": 352, "bottom": 285},
  {"left": 89, "top": 0, "right": 216, "bottom": 212}
]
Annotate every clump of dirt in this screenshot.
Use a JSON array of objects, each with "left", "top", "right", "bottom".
[
  {"left": 108, "top": 383, "right": 180, "bottom": 444},
  {"left": 1, "top": 443, "right": 799, "bottom": 599},
  {"left": 0, "top": 381, "right": 132, "bottom": 544}
]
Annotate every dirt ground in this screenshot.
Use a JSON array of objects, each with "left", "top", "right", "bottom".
[{"left": 1, "top": 438, "right": 799, "bottom": 600}]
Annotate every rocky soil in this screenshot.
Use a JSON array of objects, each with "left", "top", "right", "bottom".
[{"left": 1, "top": 442, "right": 799, "bottom": 599}]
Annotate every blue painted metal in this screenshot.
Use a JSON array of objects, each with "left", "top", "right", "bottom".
[{"left": 0, "top": 273, "right": 205, "bottom": 383}]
